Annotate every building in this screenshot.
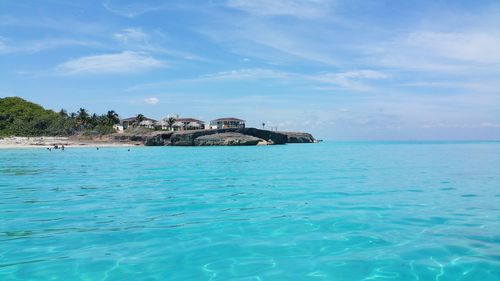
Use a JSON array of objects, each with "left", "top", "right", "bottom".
[
  {"left": 210, "top": 117, "right": 245, "bottom": 129},
  {"left": 113, "top": 124, "right": 124, "bottom": 132},
  {"left": 172, "top": 118, "right": 205, "bottom": 131},
  {"left": 138, "top": 119, "right": 156, "bottom": 129},
  {"left": 155, "top": 120, "right": 170, "bottom": 130},
  {"left": 121, "top": 116, "right": 157, "bottom": 129}
]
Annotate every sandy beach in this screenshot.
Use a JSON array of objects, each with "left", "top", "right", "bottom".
[{"left": 0, "top": 136, "right": 137, "bottom": 149}]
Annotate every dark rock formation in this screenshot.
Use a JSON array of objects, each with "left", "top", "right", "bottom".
[
  {"left": 280, "top": 132, "right": 315, "bottom": 143},
  {"left": 144, "top": 132, "right": 173, "bottom": 146},
  {"left": 168, "top": 128, "right": 289, "bottom": 146},
  {"left": 114, "top": 128, "right": 315, "bottom": 146},
  {"left": 113, "top": 134, "right": 146, "bottom": 142},
  {"left": 194, "top": 132, "right": 263, "bottom": 146},
  {"left": 169, "top": 130, "right": 218, "bottom": 146},
  {"left": 114, "top": 132, "right": 172, "bottom": 145},
  {"left": 235, "top": 128, "right": 287, "bottom": 144}
]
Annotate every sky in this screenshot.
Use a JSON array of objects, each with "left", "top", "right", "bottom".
[{"left": 1, "top": 0, "right": 500, "bottom": 140}]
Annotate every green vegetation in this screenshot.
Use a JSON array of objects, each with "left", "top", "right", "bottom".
[{"left": 0, "top": 97, "right": 120, "bottom": 137}]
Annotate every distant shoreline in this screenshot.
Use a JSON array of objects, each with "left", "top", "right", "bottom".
[
  {"left": 0, "top": 136, "right": 137, "bottom": 149},
  {"left": 0, "top": 128, "right": 316, "bottom": 148}
]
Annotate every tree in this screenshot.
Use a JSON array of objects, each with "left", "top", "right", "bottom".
[
  {"left": 76, "top": 108, "right": 89, "bottom": 128},
  {"left": 262, "top": 122, "right": 266, "bottom": 129},
  {"left": 167, "top": 117, "right": 176, "bottom": 131},
  {"left": 106, "top": 110, "right": 120, "bottom": 125},
  {"left": 58, "top": 109, "right": 68, "bottom": 118},
  {"left": 135, "top": 114, "right": 145, "bottom": 127},
  {"left": 0, "top": 97, "right": 69, "bottom": 136},
  {"left": 0, "top": 97, "right": 120, "bottom": 136}
]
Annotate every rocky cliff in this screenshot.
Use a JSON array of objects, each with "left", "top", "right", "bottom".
[
  {"left": 194, "top": 132, "right": 263, "bottom": 146},
  {"left": 280, "top": 132, "right": 315, "bottom": 143},
  {"left": 112, "top": 128, "right": 315, "bottom": 146}
]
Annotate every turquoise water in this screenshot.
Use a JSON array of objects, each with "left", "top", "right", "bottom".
[{"left": 0, "top": 142, "right": 499, "bottom": 280}]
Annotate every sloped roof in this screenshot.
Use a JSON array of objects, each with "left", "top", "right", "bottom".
[
  {"left": 211, "top": 117, "right": 245, "bottom": 122},
  {"left": 187, "top": 122, "right": 202, "bottom": 127},
  {"left": 175, "top": 118, "right": 204, "bottom": 123}
]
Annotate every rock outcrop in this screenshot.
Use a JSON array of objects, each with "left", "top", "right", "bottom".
[
  {"left": 167, "top": 128, "right": 289, "bottom": 146},
  {"left": 194, "top": 132, "right": 263, "bottom": 146},
  {"left": 235, "top": 128, "right": 287, "bottom": 144},
  {"left": 113, "top": 134, "right": 146, "bottom": 142},
  {"left": 280, "top": 132, "right": 315, "bottom": 143},
  {"left": 113, "top": 128, "right": 315, "bottom": 146},
  {"left": 113, "top": 131, "right": 173, "bottom": 145},
  {"left": 144, "top": 132, "right": 173, "bottom": 146},
  {"left": 169, "top": 130, "right": 218, "bottom": 146}
]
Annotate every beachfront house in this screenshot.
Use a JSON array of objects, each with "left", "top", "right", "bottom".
[
  {"left": 121, "top": 116, "right": 157, "bottom": 129},
  {"left": 113, "top": 124, "right": 124, "bottom": 132},
  {"left": 172, "top": 118, "right": 205, "bottom": 131},
  {"left": 155, "top": 119, "right": 173, "bottom": 130},
  {"left": 210, "top": 117, "right": 245, "bottom": 129},
  {"left": 139, "top": 119, "right": 156, "bottom": 129}
]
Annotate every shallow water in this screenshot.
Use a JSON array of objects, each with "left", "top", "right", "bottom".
[{"left": 0, "top": 142, "right": 499, "bottom": 280}]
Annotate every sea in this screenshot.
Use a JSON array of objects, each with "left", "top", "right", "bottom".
[{"left": 0, "top": 142, "right": 499, "bottom": 280}]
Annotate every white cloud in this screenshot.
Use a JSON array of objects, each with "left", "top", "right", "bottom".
[
  {"left": 480, "top": 122, "right": 500, "bottom": 128},
  {"left": 128, "top": 68, "right": 388, "bottom": 92},
  {"left": 199, "top": 18, "right": 339, "bottom": 65},
  {"left": 103, "top": 0, "right": 168, "bottom": 18},
  {"left": 406, "top": 31, "right": 500, "bottom": 64},
  {"left": 199, "top": 68, "right": 292, "bottom": 80},
  {"left": 226, "top": 0, "right": 331, "bottom": 19},
  {"left": 113, "top": 27, "right": 206, "bottom": 61},
  {"left": 422, "top": 122, "right": 500, "bottom": 129},
  {"left": 114, "top": 28, "right": 149, "bottom": 44},
  {"left": 200, "top": 69, "right": 389, "bottom": 91},
  {"left": 400, "top": 81, "right": 500, "bottom": 92},
  {"left": 311, "top": 70, "right": 388, "bottom": 91},
  {"left": 25, "top": 38, "right": 104, "bottom": 53},
  {"left": 144, "top": 97, "right": 160, "bottom": 105},
  {"left": 366, "top": 30, "right": 500, "bottom": 72},
  {"left": 0, "top": 36, "right": 105, "bottom": 55},
  {"left": 56, "top": 51, "right": 166, "bottom": 74}
]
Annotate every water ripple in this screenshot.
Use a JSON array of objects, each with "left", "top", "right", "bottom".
[{"left": 0, "top": 143, "right": 499, "bottom": 280}]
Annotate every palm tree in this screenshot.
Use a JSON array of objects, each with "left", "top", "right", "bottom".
[
  {"left": 262, "top": 122, "right": 266, "bottom": 130},
  {"left": 135, "top": 114, "right": 145, "bottom": 127},
  {"left": 167, "top": 117, "right": 176, "bottom": 131},
  {"left": 76, "top": 108, "right": 89, "bottom": 129},
  {"left": 76, "top": 108, "right": 88, "bottom": 120},
  {"left": 88, "top": 113, "right": 98, "bottom": 129},
  {"left": 106, "top": 110, "right": 120, "bottom": 125},
  {"left": 58, "top": 109, "right": 68, "bottom": 118}
]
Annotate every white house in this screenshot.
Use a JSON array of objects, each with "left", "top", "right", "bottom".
[{"left": 210, "top": 117, "right": 245, "bottom": 129}]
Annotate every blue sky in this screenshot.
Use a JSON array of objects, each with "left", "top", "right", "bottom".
[{"left": 1, "top": 0, "right": 500, "bottom": 140}]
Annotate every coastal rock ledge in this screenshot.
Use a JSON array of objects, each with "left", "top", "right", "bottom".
[
  {"left": 194, "top": 133, "right": 263, "bottom": 146},
  {"left": 114, "top": 128, "right": 315, "bottom": 146}
]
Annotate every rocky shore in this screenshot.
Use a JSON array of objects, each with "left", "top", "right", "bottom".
[
  {"left": 0, "top": 128, "right": 315, "bottom": 148},
  {"left": 115, "top": 128, "right": 315, "bottom": 146}
]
